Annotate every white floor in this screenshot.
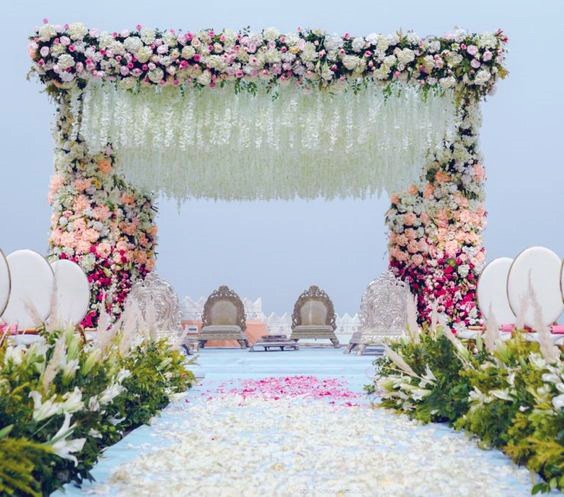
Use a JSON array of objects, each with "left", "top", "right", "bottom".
[{"left": 52, "top": 349, "right": 538, "bottom": 497}]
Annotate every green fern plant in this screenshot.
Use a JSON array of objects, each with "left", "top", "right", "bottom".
[{"left": 0, "top": 426, "right": 53, "bottom": 497}]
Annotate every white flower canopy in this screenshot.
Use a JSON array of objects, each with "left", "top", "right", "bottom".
[{"left": 74, "top": 81, "right": 458, "bottom": 200}]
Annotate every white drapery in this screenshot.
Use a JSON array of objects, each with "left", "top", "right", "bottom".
[{"left": 76, "top": 81, "right": 458, "bottom": 200}]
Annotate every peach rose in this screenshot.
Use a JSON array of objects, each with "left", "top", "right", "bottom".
[
  {"left": 76, "top": 240, "right": 91, "bottom": 254},
  {"left": 84, "top": 228, "right": 100, "bottom": 243},
  {"left": 97, "top": 242, "right": 112, "bottom": 259},
  {"left": 423, "top": 184, "right": 434, "bottom": 199},
  {"left": 120, "top": 193, "right": 135, "bottom": 205},
  {"left": 403, "top": 212, "right": 417, "bottom": 226},
  {"left": 73, "top": 195, "right": 90, "bottom": 212},
  {"left": 97, "top": 158, "right": 112, "bottom": 174},
  {"left": 473, "top": 163, "right": 485, "bottom": 181},
  {"left": 435, "top": 170, "right": 450, "bottom": 183}
]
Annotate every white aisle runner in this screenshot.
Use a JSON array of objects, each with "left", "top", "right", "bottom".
[{"left": 53, "top": 350, "right": 533, "bottom": 497}]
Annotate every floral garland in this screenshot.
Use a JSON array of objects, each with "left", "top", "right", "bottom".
[
  {"left": 28, "top": 22, "right": 508, "bottom": 327},
  {"left": 28, "top": 23, "right": 507, "bottom": 100},
  {"left": 387, "top": 99, "right": 485, "bottom": 327},
  {"left": 48, "top": 96, "right": 157, "bottom": 326}
]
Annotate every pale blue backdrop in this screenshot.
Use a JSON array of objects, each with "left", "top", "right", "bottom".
[{"left": 0, "top": 0, "right": 562, "bottom": 314}]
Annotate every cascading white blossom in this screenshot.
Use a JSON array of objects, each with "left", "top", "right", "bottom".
[{"left": 76, "top": 81, "right": 458, "bottom": 201}]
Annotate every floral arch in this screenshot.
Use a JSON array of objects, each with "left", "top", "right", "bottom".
[{"left": 28, "top": 23, "right": 508, "bottom": 328}]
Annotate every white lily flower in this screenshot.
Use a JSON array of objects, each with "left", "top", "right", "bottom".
[
  {"left": 99, "top": 383, "right": 125, "bottom": 406},
  {"left": 29, "top": 391, "right": 59, "bottom": 422},
  {"left": 49, "top": 413, "right": 86, "bottom": 466},
  {"left": 60, "top": 387, "right": 84, "bottom": 414}
]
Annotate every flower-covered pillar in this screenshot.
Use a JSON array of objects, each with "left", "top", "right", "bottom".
[
  {"left": 387, "top": 97, "right": 486, "bottom": 328},
  {"left": 48, "top": 93, "right": 157, "bottom": 327}
]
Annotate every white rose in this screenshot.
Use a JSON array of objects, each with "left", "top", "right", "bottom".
[
  {"left": 109, "top": 40, "right": 125, "bottom": 55},
  {"left": 205, "top": 55, "right": 226, "bottom": 71},
  {"left": 148, "top": 68, "right": 164, "bottom": 83},
  {"left": 263, "top": 27, "right": 280, "bottom": 41},
  {"left": 427, "top": 40, "right": 441, "bottom": 53},
  {"left": 301, "top": 42, "right": 318, "bottom": 62},
  {"left": 376, "top": 35, "right": 390, "bottom": 53},
  {"left": 395, "top": 48, "right": 415, "bottom": 65},
  {"left": 51, "top": 44, "right": 65, "bottom": 56},
  {"left": 351, "top": 37, "right": 365, "bottom": 52},
  {"left": 59, "top": 72, "right": 75, "bottom": 82},
  {"left": 383, "top": 54, "right": 397, "bottom": 67},
  {"left": 57, "top": 53, "right": 75, "bottom": 70},
  {"left": 67, "top": 22, "right": 88, "bottom": 40},
  {"left": 264, "top": 49, "right": 281, "bottom": 64},
  {"left": 341, "top": 54, "right": 360, "bottom": 70},
  {"left": 123, "top": 36, "right": 143, "bottom": 53},
  {"left": 406, "top": 32, "right": 420, "bottom": 44},
  {"left": 284, "top": 33, "right": 300, "bottom": 46},
  {"left": 181, "top": 45, "right": 196, "bottom": 59},
  {"left": 140, "top": 27, "right": 156, "bottom": 45},
  {"left": 98, "top": 32, "right": 114, "bottom": 49},
  {"left": 222, "top": 29, "right": 237, "bottom": 46},
  {"left": 38, "top": 24, "right": 57, "bottom": 42},
  {"left": 324, "top": 35, "right": 343, "bottom": 51},
  {"left": 446, "top": 53, "right": 463, "bottom": 67},
  {"left": 477, "top": 33, "right": 498, "bottom": 49},
  {"left": 474, "top": 69, "right": 491, "bottom": 85},
  {"left": 365, "top": 33, "right": 379, "bottom": 45},
  {"left": 439, "top": 76, "right": 456, "bottom": 89},
  {"left": 458, "top": 264, "right": 470, "bottom": 277},
  {"left": 163, "top": 31, "right": 178, "bottom": 47},
  {"left": 136, "top": 46, "right": 153, "bottom": 63},
  {"left": 197, "top": 70, "right": 212, "bottom": 86}
]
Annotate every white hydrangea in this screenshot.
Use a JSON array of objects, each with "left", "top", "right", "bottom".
[
  {"left": 341, "top": 55, "right": 360, "bottom": 70},
  {"left": 427, "top": 40, "right": 441, "bottom": 53},
  {"left": 38, "top": 24, "right": 57, "bottom": 42},
  {"left": 395, "top": 48, "right": 415, "bottom": 65},
  {"left": 477, "top": 33, "right": 498, "bottom": 49},
  {"left": 51, "top": 44, "right": 66, "bottom": 57},
  {"left": 301, "top": 42, "right": 318, "bottom": 62},
  {"left": 440, "top": 76, "right": 456, "bottom": 89},
  {"left": 406, "top": 32, "right": 420, "bottom": 44},
  {"left": 136, "top": 46, "right": 153, "bottom": 63},
  {"left": 148, "top": 68, "right": 164, "bottom": 83},
  {"left": 365, "top": 33, "right": 379, "bottom": 45},
  {"left": 324, "top": 35, "right": 343, "bottom": 51},
  {"left": 474, "top": 69, "right": 491, "bottom": 85},
  {"left": 67, "top": 22, "right": 88, "bottom": 40},
  {"left": 351, "top": 37, "right": 366, "bottom": 52},
  {"left": 263, "top": 27, "right": 280, "bottom": 41},
  {"left": 109, "top": 40, "right": 126, "bottom": 55},
  {"left": 376, "top": 35, "right": 390, "bottom": 53},
  {"left": 446, "top": 53, "right": 463, "bottom": 67},
  {"left": 163, "top": 31, "right": 178, "bottom": 47},
  {"left": 383, "top": 54, "right": 397, "bottom": 67},
  {"left": 197, "top": 70, "right": 212, "bottom": 86},
  {"left": 222, "top": 29, "right": 237, "bottom": 46},
  {"left": 205, "top": 55, "right": 227, "bottom": 71},
  {"left": 284, "top": 32, "right": 301, "bottom": 46},
  {"left": 140, "top": 27, "right": 156, "bottom": 45},
  {"left": 98, "top": 32, "right": 114, "bottom": 49},
  {"left": 57, "top": 53, "right": 76, "bottom": 70},
  {"left": 123, "top": 36, "right": 144, "bottom": 53}
]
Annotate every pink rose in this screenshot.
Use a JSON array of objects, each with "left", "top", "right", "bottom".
[{"left": 466, "top": 45, "right": 478, "bottom": 56}]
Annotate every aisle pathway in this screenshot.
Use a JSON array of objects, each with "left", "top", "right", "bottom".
[{"left": 54, "top": 349, "right": 534, "bottom": 497}]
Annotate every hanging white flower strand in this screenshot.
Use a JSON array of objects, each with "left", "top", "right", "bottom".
[{"left": 77, "top": 81, "right": 458, "bottom": 201}]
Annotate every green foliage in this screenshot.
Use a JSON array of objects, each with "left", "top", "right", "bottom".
[
  {"left": 0, "top": 427, "right": 53, "bottom": 497},
  {"left": 0, "top": 329, "right": 194, "bottom": 496},
  {"left": 376, "top": 328, "right": 475, "bottom": 423},
  {"left": 373, "top": 328, "right": 564, "bottom": 494}
]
